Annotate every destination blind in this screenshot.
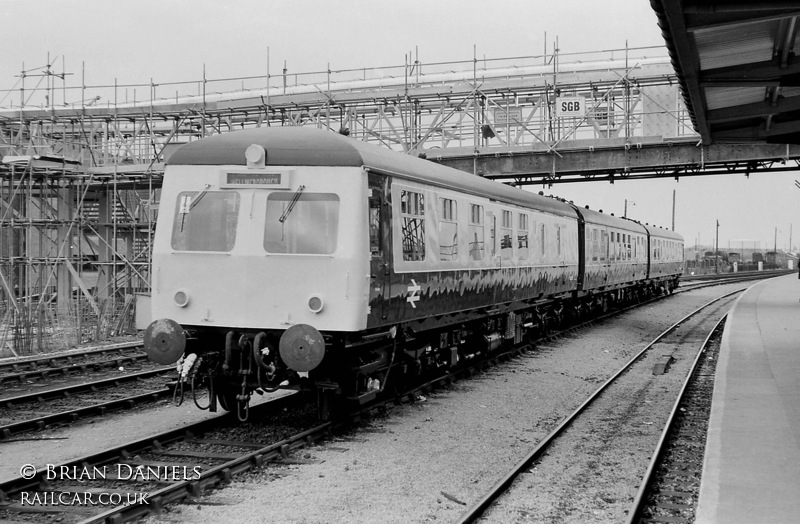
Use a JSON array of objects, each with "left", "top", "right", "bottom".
[{"left": 226, "top": 172, "right": 282, "bottom": 185}]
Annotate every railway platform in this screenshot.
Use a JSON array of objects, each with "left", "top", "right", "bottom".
[{"left": 697, "top": 274, "right": 800, "bottom": 523}]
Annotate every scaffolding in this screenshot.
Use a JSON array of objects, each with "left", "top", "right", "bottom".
[
  {"left": 0, "top": 45, "right": 688, "bottom": 164},
  {"left": 0, "top": 155, "right": 155, "bottom": 355}
]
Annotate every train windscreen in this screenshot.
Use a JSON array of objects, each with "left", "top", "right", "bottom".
[{"left": 264, "top": 192, "right": 340, "bottom": 254}]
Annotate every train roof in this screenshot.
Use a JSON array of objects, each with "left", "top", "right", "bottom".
[
  {"left": 577, "top": 206, "right": 684, "bottom": 242},
  {"left": 642, "top": 224, "right": 684, "bottom": 241},
  {"left": 167, "top": 127, "right": 578, "bottom": 218},
  {"left": 577, "top": 206, "right": 648, "bottom": 234}
]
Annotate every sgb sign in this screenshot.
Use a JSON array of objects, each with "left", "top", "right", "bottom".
[{"left": 556, "top": 97, "right": 585, "bottom": 117}]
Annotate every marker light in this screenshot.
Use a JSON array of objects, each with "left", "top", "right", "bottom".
[
  {"left": 308, "top": 295, "right": 324, "bottom": 314},
  {"left": 174, "top": 290, "right": 190, "bottom": 308}
]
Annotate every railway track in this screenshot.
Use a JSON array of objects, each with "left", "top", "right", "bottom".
[
  {"left": 0, "top": 367, "right": 174, "bottom": 440},
  {"left": 453, "top": 289, "right": 742, "bottom": 523},
  {"left": 677, "top": 269, "right": 792, "bottom": 292},
  {"left": 0, "top": 341, "right": 146, "bottom": 387},
  {"left": 625, "top": 316, "right": 725, "bottom": 524}
]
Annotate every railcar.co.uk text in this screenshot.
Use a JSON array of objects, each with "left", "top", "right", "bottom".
[{"left": 18, "top": 463, "right": 203, "bottom": 506}]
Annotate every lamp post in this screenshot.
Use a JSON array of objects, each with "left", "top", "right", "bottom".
[
  {"left": 715, "top": 220, "right": 720, "bottom": 274},
  {"left": 774, "top": 226, "right": 778, "bottom": 254},
  {"left": 624, "top": 199, "right": 635, "bottom": 218}
]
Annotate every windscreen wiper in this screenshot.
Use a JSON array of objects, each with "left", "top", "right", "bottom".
[
  {"left": 180, "top": 184, "right": 211, "bottom": 232},
  {"left": 189, "top": 184, "right": 211, "bottom": 211},
  {"left": 278, "top": 185, "right": 305, "bottom": 223}
]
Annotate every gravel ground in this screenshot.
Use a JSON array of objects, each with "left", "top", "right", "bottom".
[{"left": 139, "top": 285, "right": 746, "bottom": 524}]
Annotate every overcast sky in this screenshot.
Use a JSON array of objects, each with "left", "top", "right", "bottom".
[{"left": 2, "top": 0, "right": 798, "bottom": 252}]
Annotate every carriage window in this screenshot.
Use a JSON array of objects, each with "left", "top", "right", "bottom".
[
  {"left": 172, "top": 191, "right": 239, "bottom": 252},
  {"left": 518, "top": 213, "right": 529, "bottom": 259},
  {"left": 264, "top": 192, "right": 339, "bottom": 254},
  {"left": 440, "top": 197, "right": 456, "bottom": 221},
  {"left": 400, "top": 190, "right": 425, "bottom": 261},
  {"left": 598, "top": 231, "right": 605, "bottom": 261},
  {"left": 439, "top": 197, "right": 458, "bottom": 261},
  {"left": 469, "top": 204, "right": 485, "bottom": 261},
  {"left": 500, "top": 210, "right": 513, "bottom": 260},
  {"left": 608, "top": 231, "right": 617, "bottom": 260},
  {"left": 540, "top": 223, "right": 547, "bottom": 257},
  {"left": 501, "top": 210, "right": 512, "bottom": 228},
  {"left": 556, "top": 226, "right": 562, "bottom": 256},
  {"left": 620, "top": 234, "right": 625, "bottom": 260}
]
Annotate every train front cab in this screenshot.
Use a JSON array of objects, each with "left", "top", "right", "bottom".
[{"left": 144, "top": 146, "right": 373, "bottom": 416}]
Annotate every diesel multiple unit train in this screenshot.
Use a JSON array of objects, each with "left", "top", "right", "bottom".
[{"left": 143, "top": 127, "right": 684, "bottom": 419}]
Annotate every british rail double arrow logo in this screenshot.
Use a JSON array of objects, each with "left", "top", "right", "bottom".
[{"left": 407, "top": 279, "right": 421, "bottom": 308}]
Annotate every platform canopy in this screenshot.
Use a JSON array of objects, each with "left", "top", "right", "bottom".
[{"left": 651, "top": 1, "right": 800, "bottom": 145}]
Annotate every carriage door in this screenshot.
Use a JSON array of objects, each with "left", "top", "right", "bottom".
[{"left": 367, "top": 173, "right": 391, "bottom": 326}]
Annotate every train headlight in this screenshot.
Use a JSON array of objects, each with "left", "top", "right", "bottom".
[
  {"left": 307, "top": 294, "right": 324, "bottom": 314},
  {"left": 174, "top": 289, "right": 190, "bottom": 308},
  {"left": 245, "top": 144, "right": 266, "bottom": 168}
]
